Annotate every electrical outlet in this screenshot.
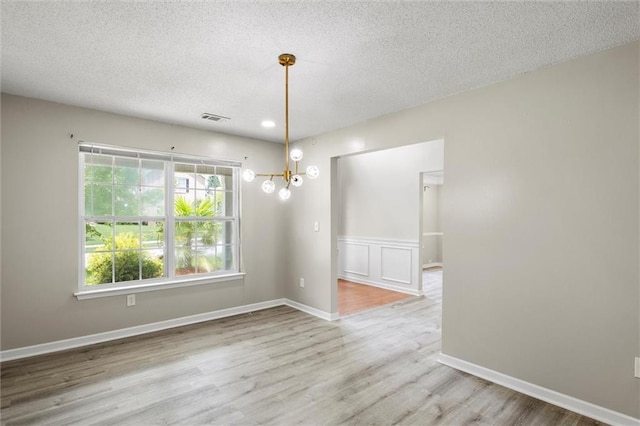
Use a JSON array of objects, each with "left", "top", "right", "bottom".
[
  {"left": 299, "top": 278, "right": 305, "bottom": 288},
  {"left": 635, "top": 357, "right": 640, "bottom": 379},
  {"left": 126, "top": 294, "right": 136, "bottom": 307}
]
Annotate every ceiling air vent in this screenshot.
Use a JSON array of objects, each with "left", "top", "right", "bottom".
[{"left": 201, "top": 113, "right": 230, "bottom": 122}]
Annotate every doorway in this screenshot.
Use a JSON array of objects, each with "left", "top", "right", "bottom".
[
  {"left": 420, "top": 171, "right": 444, "bottom": 305},
  {"left": 333, "top": 140, "right": 444, "bottom": 317}
]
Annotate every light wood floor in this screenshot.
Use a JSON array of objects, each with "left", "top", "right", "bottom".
[
  {"left": 338, "top": 279, "right": 413, "bottom": 316},
  {"left": 1, "top": 271, "right": 602, "bottom": 425}
]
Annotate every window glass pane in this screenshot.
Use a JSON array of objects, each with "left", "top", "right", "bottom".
[
  {"left": 174, "top": 220, "right": 195, "bottom": 276},
  {"left": 86, "top": 184, "right": 112, "bottom": 216},
  {"left": 174, "top": 194, "right": 196, "bottom": 217},
  {"left": 193, "top": 191, "right": 216, "bottom": 217},
  {"left": 114, "top": 250, "right": 140, "bottom": 282},
  {"left": 220, "top": 191, "right": 234, "bottom": 216},
  {"left": 141, "top": 160, "right": 164, "bottom": 187},
  {"left": 114, "top": 157, "right": 139, "bottom": 185},
  {"left": 142, "top": 250, "right": 164, "bottom": 279},
  {"left": 115, "top": 222, "right": 141, "bottom": 247},
  {"left": 142, "top": 220, "right": 164, "bottom": 250},
  {"left": 141, "top": 187, "right": 164, "bottom": 216},
  {"left": 114, "top": 185, "right": 139, "bottom": 216},
  {"left": 175, "top": 164, "right": 195, "bottom": 194},
  {"left": 175, "top": 163, "right": 196, "bottom": 173},
  {"left": 222, "top": 244, "right": 235, "bottom": 270},
  {"left": 85, "top": 252, "right": 114, "bottom": 285},
  {"left": 194, "top": 165, "right": 218, "bottom": 190},
  {"left": 196, "top": 221, "right": 219, "bottom": 273},
  {"left": 224, "top": 221, "right": 234, "bottom": 244},
  {"left": 85, "top": 221, "right": 113, "bottom": 252},
  {"left": 220, "top": 169, "right": 234, "bottom": 189},
  {"left": 85, "top": 164, "right": 113, "bottom": 184},
  {"left": 84, "top": 184, "right": 91, "bottom": 215}
]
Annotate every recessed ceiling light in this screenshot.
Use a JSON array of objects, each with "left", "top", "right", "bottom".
[{"left": 261, "top": 120, "right": 275, "bottom": 128}]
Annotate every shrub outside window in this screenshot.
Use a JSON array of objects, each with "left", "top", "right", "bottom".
[{"left": 79, "top": 144, "right": 240, "bottom": 291}]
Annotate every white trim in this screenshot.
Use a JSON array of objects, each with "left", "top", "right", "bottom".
[
  {"left": 380, "top": 245, "right": 412, "bottom": 284},
  {"left": 338, "top": 275, "right": 422, "bottom": 296},
  {"left": 1, "top": 299, "right": 283, "bottom": 362},
  {"left": 75, "top": 273, "right": 246, "bottom": 300},
  {"left": 78, "top": 141, "right": 242, "bottom": 167},
  {"left": 438, "top": 353, "right": 640, "bottom": 426},
  {"left": 338, "top": 235, "right": 419, "bottom": 248},
  {"left": 338, "top": 236, "right": 420, "bottom": 293},
  {"left": 284, "top": 299, "right": 340, "bottom": 321},
  {"left": 343, "top": 269, "right": 368, "bottom": 277},
  {"left": 0, "top": 298, "right": 337, "bottom": 362},
  {"left": 422, "top": 232, "right": 443, "bottom": 236},
  {"left": 342, "top": 242, "right": 369, "bottom": 276}
]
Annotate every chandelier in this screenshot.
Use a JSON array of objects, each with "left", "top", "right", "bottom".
[{"left": 242, "top": 53, "right": 319, "bottom": 200}]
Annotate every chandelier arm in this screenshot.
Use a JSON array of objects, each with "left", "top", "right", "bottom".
[{"left": 255, "top": 173, "right": 284, "bottom": 178}]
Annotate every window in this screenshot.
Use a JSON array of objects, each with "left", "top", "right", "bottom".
[{"left": 79, "top": 144, "right": 240, "bottom": 293}]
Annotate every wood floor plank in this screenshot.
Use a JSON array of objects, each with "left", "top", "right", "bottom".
[
  {"left": 1, "top": 270, "right": 604, "bottom": 425},
  {"left": 338, "top": 279, "right": 413, "bottom": 316}
]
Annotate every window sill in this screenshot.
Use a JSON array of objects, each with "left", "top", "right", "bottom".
[{"left": 74, "top": 273, "right": 246, "bottom": 300}]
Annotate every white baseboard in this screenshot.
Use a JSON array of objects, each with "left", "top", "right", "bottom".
[
  {"left": 0, "top": 298, "right": 335, "bottom": 362},
  {"left": 339, "top": 275, "right": 422, "bottom": 296},
  {"left": 284, "top": 299, "right": 339, "bottom": 321},
  {"left": 438, "top": 353, "right": 640, "bottom": 426}
]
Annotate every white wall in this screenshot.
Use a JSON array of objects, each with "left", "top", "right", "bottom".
[
  {"left": 0, "top": 94, "right": 286, "bottom": 350},
  {"left": 286, "top": 42, "right": 640, "bottom": 418}
]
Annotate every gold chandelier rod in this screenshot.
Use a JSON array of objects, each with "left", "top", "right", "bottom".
[
  {"left": 280, "top": 53, "right": 295, "bottom": 182},
  {"left": 255, "top": 54, "right": 296, "bottom": 182},
  {"left": 246, "top": 52, "right": 319, "bottom": 200}
]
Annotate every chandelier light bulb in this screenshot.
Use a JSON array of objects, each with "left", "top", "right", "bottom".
[
  {"left": 290, "top": 148, "right": 304, "bottom": 162},
  {"left": 306, "top": 165, "right": 319, "bottom": 179},
  {"left": 261, "top": 179, "right": 275, "bottom": 194},
  {"left": 291, "top": 174, "right": 303, "bottom": 187},
  {"left": 242, "top": 169, "right": 256, "bottom": 182},
  {"left": 278, "top": 187, "right": 291, "bottom": 200}
]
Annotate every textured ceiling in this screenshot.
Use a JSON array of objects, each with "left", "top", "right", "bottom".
[{"left": 2, "top": 1, "right": 639, "bottom": 143}]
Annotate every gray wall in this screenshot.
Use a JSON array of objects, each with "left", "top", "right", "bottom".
[
  {"left": 337, "top": 141, "right": 444, "bottom": 241},
  {"left": 286, "top": 42, "right": 640, "bottom": 417},
  {"left": 0, "top": 94, "right": 286, "bottom": 350},
  {"left": 422, "top": 181, "right": 443, "bottom": 265}
]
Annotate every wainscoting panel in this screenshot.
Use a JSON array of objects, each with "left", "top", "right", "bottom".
[
  {"left": 338, "top": 236, "right": 421, "bottom": 295},
  {"left": 381, "top": 246, "right": 412, "bottom": 284},
  {"left": 342, "top": 242, "right": 369, "bottom": 276}
]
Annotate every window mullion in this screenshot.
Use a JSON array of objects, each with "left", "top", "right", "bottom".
[
  {"left": 79, "top": 154, "right": 87, "bottom": 288},
  {"left": 166, "top": 161, "right": 175, "bottom": 278},
  {"left": 233, "top": 168, "right": 240, "bottom": 272}
]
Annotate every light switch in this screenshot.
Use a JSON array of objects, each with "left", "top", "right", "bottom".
[{"left": 314, "top": 221, "right": 319, "bottom": 232}]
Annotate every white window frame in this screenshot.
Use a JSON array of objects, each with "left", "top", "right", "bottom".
[{"left": 75, "top": 143, "right": 244, "bottom": 300}]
